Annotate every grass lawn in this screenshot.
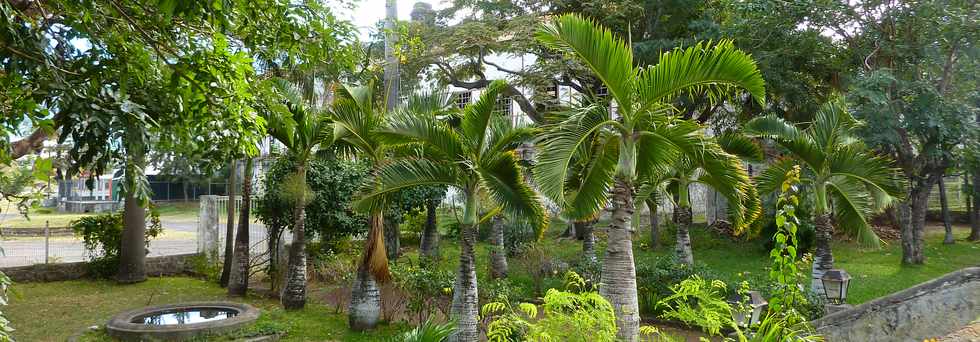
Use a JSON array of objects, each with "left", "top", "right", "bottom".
[
  {"left": 409, "top": 220, "right": 980, "bottom": 305},
  {"left": 0, "top": 202, "right": 200, "bottom": 228},
  {"left": 6, "top": 277, "right": 404, "bottom": 342}
]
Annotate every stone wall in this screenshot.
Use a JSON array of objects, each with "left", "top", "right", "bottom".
[
  {"left": 812, "top": 267, "right": 980, "bottom": 342},
  {"left": 0, "top": 253, "right": 200, "bottom": 283}
]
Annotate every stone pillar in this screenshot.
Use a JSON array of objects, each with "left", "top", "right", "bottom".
[{"left": 198, "top": 195, "right": 220, "bottom": 257}]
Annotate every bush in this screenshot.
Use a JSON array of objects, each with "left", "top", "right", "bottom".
[
  {"left": 390, "top": 261, "right": 455, "bottom": 323},
  {"left": 70, "top": 208, "right": 163, "bottom": 278},
  {"left": 255, "top": 156, "right": 370, "bottom": 254},
  {"left": 657, "top": 275, "right": 739, "bottom": 336},
  {"left": 482, "top": 272, "right": 618, "bottom": 342},
  {"left": 636, "top": 256, "right": 724, "bottom": 316}
]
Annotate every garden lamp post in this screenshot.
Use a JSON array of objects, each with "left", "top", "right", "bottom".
[
  {"left": 729, "top": 290, "right": 768, "bottom": 327},
  {"left": 821, "top": 269, "right": 852, "bottom": 305}
]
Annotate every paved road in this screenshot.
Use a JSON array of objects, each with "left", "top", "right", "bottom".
[{"left": 0, "top": 218, "right": 272, "bottom": 268}]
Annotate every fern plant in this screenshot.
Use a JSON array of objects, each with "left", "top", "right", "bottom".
[
  {"left": 482, "top": 271, "right": 618, "bottom": 342},
  {"left": 657, "top": 275, "right": 737, "bottom": 336},
  {"left": 395, "top": 319, "right": 456, "bottom": 342}
]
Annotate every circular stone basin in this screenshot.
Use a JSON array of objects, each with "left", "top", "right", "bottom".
[{"left": 106, "top": 302, "right": 259, "bottom": 341}]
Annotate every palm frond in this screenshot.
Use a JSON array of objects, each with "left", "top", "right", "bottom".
[
  {"left": 827, "top": 176, "right": 881, "bottom": 247},
  {"left": 381, "top": 111, "right": 465, "bottom": 161},
  {"left": 536, "top": 14, "right": 635, "bottom": 112},
  {"left": 810, "top": 97, "right": 860, "bottom": 154},
  {"left": 533, "top": 105, "right": 616, "bottom": 208},
  {"left": 717, "top": 132, "right": 764, "bottom": 162},
  {"left": 355, "top": 158, "right": 459, "bottom": 214},
  {"left": 460, "top": 80, "right": 508, "bottom": 154},
  {"left": 478, "top": 152, "right": 547, "bottom": 232},
  {"left": 636, "top": 40, "right": 765, "bottom": 112},
  {"left": 744, "top": 115, "right": 803, "bottom": 141},
  {"left": 755, "top": 158, "right": 801, "bottom": 195},
  {"left": 828, "top": 146, "right": 906, "bottom": 199},
  {"left": 565, "top": 135, "right": 619, "bottom": 220},
  {"left": 745, "top": 115, "right": 825, "bottom": 171}
]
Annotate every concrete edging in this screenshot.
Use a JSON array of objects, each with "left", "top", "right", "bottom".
[{"left": 105, "top": 301, "right": 260, "bottom": 341}]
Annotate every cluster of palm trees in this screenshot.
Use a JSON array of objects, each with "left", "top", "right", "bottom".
[{"left": 260, "top": 14, "right": 903, "bottom": 342}]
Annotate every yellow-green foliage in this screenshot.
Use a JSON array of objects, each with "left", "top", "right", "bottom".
[
  {"left": 482, "top": 271, "right": 618, "bottom": 342},
  {"left": 657, "top": 275, "right": 736, "bottom": 336}
]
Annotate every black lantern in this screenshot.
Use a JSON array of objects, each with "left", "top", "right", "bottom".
[
  {"left": 729, "top": 290, "right": 768, "bottom": 327},
  {"left": 821, "top": 269, "right": 852, "bottom": 304}
]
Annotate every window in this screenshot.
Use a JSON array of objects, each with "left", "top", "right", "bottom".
[
  {"left": 545, "top": 83, "right": 559, "bottom": 99},
  {"left": 595, "top": 84, "right": 609, "bottom": 98},
  {"left": 455, "top": 91, "right": 471, "bottom": 109},
  {"left": 494, "top": 96, "right": 512, "bottom": 116}
]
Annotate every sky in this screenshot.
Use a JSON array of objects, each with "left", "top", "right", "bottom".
[{"left": 340, "top": 0, "right": 438, "bottom": 39}]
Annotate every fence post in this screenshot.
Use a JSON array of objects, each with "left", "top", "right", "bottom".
[{"left": 44, "top": 220, "right": 50, "bottom": 264}]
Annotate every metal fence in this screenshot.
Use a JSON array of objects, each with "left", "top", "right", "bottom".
[{"left": 196, "top": 195, "right": 273, "bottom": 269}]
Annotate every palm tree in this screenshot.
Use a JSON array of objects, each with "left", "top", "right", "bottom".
[
  {"left": 260, "top": 79, "right": 335, "bottom": 309},
  {"left": 745, "top": 98, "right": 904, "bottom": 293},
  {"left": 330, "top": 83, "right": 392, "bottom": 330},
  {"left": 533, "top": 15, "right": 765, "bottom": 340},
  {"left": 356, "top": 80, "right": 545, "bottom": 341},
  {"left": 636, "top": 132, "right": 763, "bottom": 266}
]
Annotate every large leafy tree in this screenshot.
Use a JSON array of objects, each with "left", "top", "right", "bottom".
[
  {"left": 746, "top": 99, "right": 905, "bottom": 293},
  {"left": 259, "top": 79, "right": 335, "bottom": 310},
  {"left": 533, "top": 14, "right": 765, "bottom": 340},
  {"left": 829, "top": 0, "right": 978, "bottom": 264},
  {"left": 1, "top": 0, "right": 356, "bottom": 282},
  {"left": 636, "top": 132, "right": 762, "bottom": 266},
  {"left": 356, "top": 80, "right": 545, "bottom": 341}
]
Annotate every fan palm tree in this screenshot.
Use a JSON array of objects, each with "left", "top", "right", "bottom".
[
  {"left": 745, "top": 98, "right": 904, "bottom": 293},
  {"left": 533, "top": 14, "right": 765, "bottom": 340},
  {"left": 356, "top": 80, "right": 545, "bottom": 341},
  {"left": 260, "top": 79, "right": 335, "bottom": 310},
  {"left": 636, "top": 132, "right": 763, "bottom": 266}
]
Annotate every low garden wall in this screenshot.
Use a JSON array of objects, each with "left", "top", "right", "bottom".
[
  {"left": 0, "top": 226, "right": 73, "bottom": 237},
  {"left": 0, "top": 253, "right": 200, "bottom": 283},
  {"left": 812, "top": 267, "right": 980, "bottom": 342}
]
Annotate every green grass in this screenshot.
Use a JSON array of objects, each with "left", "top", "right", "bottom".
[
  {"left": 6, "top": 277, "right": 404, "bottom": 342},
  {"left": 0, "top": 202, "right": 200, "bottom": 228},
  {"left": 413, "top": 221, "right": 979, "bottom": 305}
]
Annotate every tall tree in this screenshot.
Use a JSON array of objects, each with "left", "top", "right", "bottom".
[
  {"left": 259, "top": 79, "right": 335, "bottom": 309},
  {"left": 356, "top": 80, "right": 544, "bottom": 341},
  {"left": 533, "top": 15, "right": 765, "bottom": 340},
  {"left": 939, "top": 174, "right": 955, "bottom": 244},
  {"left": 835, "top": 0, "right": 978, "bottom": 264},
  {"left": 747, "top": 99, "right": 905, "bottom": 293},
  {"left": 228, "top": 158, "right": 254, "bottom": 296}
]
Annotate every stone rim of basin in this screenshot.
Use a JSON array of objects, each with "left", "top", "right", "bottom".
[{"left": 105, "top": 301, "right": 259, "bottom": 341}]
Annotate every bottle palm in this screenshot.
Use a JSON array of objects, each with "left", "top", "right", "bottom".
[
  {"left": 259, "top": 79, "right": 336, "bottom": 310},
  {"left": 533, "top": 14, "right": 766, "bottom": 340},
  {"left": 355, "top": 80, "right": 545, "bottom": 341},
  {"left": 745, "top": 98, "right": 904, "bottom": 293},
  {"left": 635, "top": 132, "right": 763, "bottom": 266}
]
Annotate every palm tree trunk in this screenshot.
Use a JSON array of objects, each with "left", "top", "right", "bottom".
[
  {"left": 220, "top": 160, "right": 237, "bottom": 287},
  {"left": 383, "top": 214, "right": 400, "bottom": 261},
  {"left": 939, "top": 175, "right": 954, "bottom": 244},
  {"left": 349, "top": 265, "right": 381, "bottom": 331},
  {"left": 420, "top": 200, "right": 440, "bottom": 258},
  {"left": 349, "top": 213, "right": 386, "bottom": 330},
  {"left": 810, "top": 213, "right": 834, "bottom": 294},
  {"left": 229, "top": 159, "right": 253, "bottom": 297},
  {"left": 450, "top": 191, "right": 480, "bottom": 342},
  {"left": 580, "top": 219, "right": 596, "bottom": 262},
  {"left": 281, "top": 165, "right": 307, "bottom": 310},
  {"left": 673, "top": 206, "right": 694, "bottom": 266},
  {"left": 970, "top": 172, "right": 980, "bottom": 241},
  {"left": 648, "top": 200, "right": 660, "bottom": 250},
  {"left": 383, "top": 0, "right": 399, "bottom": 112},
  {"left": 599, "top": 177, "right": 640, "bottom": 342},
  {"left": 116, "top": 181, "right": 147, "bottom": 283},
  {"left": 489, "top": 215, "right": 508, "bottom": 279}
]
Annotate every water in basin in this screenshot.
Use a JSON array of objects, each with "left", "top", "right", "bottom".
[{"left": 131, "top": 307, "right": 239, "bottom": 325}]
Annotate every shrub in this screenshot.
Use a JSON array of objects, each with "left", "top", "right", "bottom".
[
  {"left": 390, "top": 261, "right": 455, "bottom": 323},
  {"left": 70, "top": 208, "right": 163, "bottom": 278},
  {"left": 395, "top": 319, "right": 455, "bottom": 342},
  {"left": 657, "top": 275, "right": 738, "bottom": 336},
  {"left": 636, "top": 256, "right": 723, "bottom": 316},
  {"left": 482, "top": 271, "right": 618, "bottom": 342}
]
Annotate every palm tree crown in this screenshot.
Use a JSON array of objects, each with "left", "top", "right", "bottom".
[{"left": 747, "top": 98, "right": 905, "bottom": 246}]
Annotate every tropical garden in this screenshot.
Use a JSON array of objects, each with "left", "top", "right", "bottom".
[{"left": 1, "top": 0, "right": 978, "bottom": 341}]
